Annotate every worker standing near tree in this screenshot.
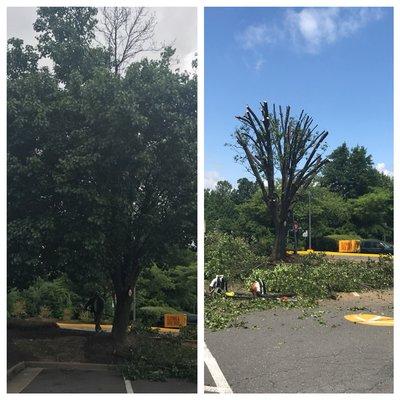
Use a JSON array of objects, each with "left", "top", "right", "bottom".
[{"left": 85, "top": 292, "right": 105, "bottom": 333}]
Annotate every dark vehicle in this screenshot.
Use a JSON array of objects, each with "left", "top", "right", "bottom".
[{"left": 360, "top": 240, "right": 393, "bottom": 255}]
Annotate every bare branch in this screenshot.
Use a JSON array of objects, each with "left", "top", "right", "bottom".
[{"left": 98, "top": 7, "right": 159, "bottom": 75}]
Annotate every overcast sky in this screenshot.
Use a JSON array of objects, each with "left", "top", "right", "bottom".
[{"left": 7, "top": 7, "right": 197, "bottom": 72}]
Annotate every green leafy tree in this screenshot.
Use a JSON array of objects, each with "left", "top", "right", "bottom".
[
  {"left": 293, "top": 185, "right": 354, "bottom": 242},
  {"left": 350, "top": 188, "right": 393, "bottom": 242},
  {"left": 34, "top": 7, "right": 109, "bottom": 83},
  {"left": 235, "top": 102, "right": 329, "bottom": 260},
  {"left": 8, "top": 7, "right": 196, "bottom": 347},
  {"left": 7, "top": 38, "right": 40, "bottom": 79},
  {"left": 205, "top": 181, "right": 237, "bottom": 233},
  {"left": 321, "top": 143, "right": 388, "bottom": 198},
  {"left": 232, "top": 177, "right": 258, "bottom": 204}
]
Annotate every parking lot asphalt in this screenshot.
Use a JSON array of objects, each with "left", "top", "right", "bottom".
[{"left": 205, "top": 291, "right": 393, "bottom": 393}]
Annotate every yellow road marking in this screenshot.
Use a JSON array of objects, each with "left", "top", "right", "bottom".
[{"left": 344, "top": 313, "right": 394, "bottom": 326}]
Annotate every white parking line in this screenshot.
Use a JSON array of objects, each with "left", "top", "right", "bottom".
[
  {"left": 124, "top": 377, "right": 133, "bottom": 393},
  {"left": 204, "top": 343, "right": 233, "bottom": 394},
  {"left": 8, "top": 367, "right": 43, "bottom": 393}
]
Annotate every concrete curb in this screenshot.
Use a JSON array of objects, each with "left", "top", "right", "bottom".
[
  {"left": 8, "top": 361, "right": 121, "bottom": 381},
  {"left": 25, "top": 361, "right": 119, "bottom": 371}
]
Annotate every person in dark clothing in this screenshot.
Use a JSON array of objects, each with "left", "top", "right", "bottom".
[{"left": 85, "top": 292, "right": 105, "bottom": 332}]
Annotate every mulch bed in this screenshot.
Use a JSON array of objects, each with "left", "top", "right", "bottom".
[{"left": 8, "top": 319, "right": 121, "bottom": 368}]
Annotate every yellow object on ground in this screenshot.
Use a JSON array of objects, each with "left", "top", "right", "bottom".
[
  {"left": 164, "top": 313, "right": 187, "bottom": 328},
  {"left": 57, "top": 322, "right": 112, "bottom": 332},
  {"left": 338, "top": 240, "right": 360, "bottom": 253},
  {"left": 288, "top": 250, "right": 381, "bottom": 258},
  {"left": 150, "top": 326, "right": 180, "bottom": 335},
  {"left": 344, "top": 313, "right": 394, "bottom": 326},
  {"left": 225, "top": 291, "right": 235, "bottom": 297}
]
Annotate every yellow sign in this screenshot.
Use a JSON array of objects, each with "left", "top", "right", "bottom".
[
  {"left": 344, "top": 313, "right": 394, "bottom": 327},
  {"left": 164, "top": 313, "right": 187, "bottom": 328},
  {"left": 338, "top": 240, "right": 360, "bottom": 253}
]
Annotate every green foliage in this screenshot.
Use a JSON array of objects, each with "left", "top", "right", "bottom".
[
  {"left": 321, "top": 143, "right": 390, "bottom": 199},
  {"left": 313, "top": 234, "right": 361, "bottom": 252},
  {"left": 7, "top": 38, "right": 39, "bottom": 79},
  {"left": 136, "top": 261, "right": 197, "bottom": 314},
  {"left": 205, "top": 181, "right": 238, "bottom": 233},
  {"left": 179, "top": 324, "right": 197, "bottom": 341},
  {"left": 34, "top": 7, "right": 109, "bottom": 83},
  {"left": 205, "top": 231, "right": 268, "bottom": 280},
  {"left": 248, "top": 255, "right": 393, "bottom": 299},
  {"left": 137, "top": 306, "right": 179, "bottom": 326},
  {"left": 350, "top": 187, "right": 393, "bottom": 241},
  {"left": 22, "top": 277, "right": 76, "bottom": 319},
  {"left": 8, "top": 7, "right": 197, "bottom": 337},
  {"left": 7, "top": 288, "right": 27, "bottom": 318},
  {"left": 205, "top": 296, "right": 315, "bottom": 331},
  {"left": 121, "top": 336, "right": 196, "bottom": 382}
]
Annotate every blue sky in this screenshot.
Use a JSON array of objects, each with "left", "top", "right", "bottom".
[{"left": 205, "top": 7, "right": 393, "bottom": 188}]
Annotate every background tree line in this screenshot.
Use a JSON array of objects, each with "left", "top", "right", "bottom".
[{"left": 205, "top": 142, "right": 393, "bottom": 258}]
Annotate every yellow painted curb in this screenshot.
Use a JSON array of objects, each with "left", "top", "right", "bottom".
[
  {"left": 150, "top": 327, "right": 180, "bottom": 335},
  {"left": 288, "top": 250, "right": 382, "bottom": 258},
  {"left": 57, "top": 322, "right": 112, "bottom": 332},
  {"left": 344, "top": 313, "right": 394, "bottom": 326}
]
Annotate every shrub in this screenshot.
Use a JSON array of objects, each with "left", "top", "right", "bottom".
[
  {"left": 39, "top": 305, "right": 51, "bottom": 319},
  {"left": 22, "top": 277, "right": 75, "bottom": 319},
  {"left": 62, "top": 307, "right": 74, "bottom": 321},
  {"left": 138, "top": 306, "right": 179, "bottom": 326},
  {"left": 205, "top": 231, "right": 268, "bottom": 281},
  {"left": 248, "top": 255, "right": 393, "bottom": 299},
  {"left": 78, "top": 309, "right": 92, "bottom": 322},
  {"left": 7, "top": 288, "right": 27, "bottom": 318},
  {"left": 313, "top": 234, "right": 361, "bottom": 251}
]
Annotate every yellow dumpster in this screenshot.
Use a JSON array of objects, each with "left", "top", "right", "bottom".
[
  {"left": 338, "top": 240, "right": 360, "bottom": 253},
  {"left": 164, "top": 313, "right": 187, "bottom": 328}
]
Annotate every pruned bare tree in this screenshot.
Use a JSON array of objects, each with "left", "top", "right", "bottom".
[
  {"left": 235, "top": 102, "right": 329, "bottom": 260},
  {"left": 98, "top": 7, "right": 158, "bottom": 75}
]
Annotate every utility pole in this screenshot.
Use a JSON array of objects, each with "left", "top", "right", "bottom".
[{"left": 308, "top": 191, "right": 312, "bottom": 250}]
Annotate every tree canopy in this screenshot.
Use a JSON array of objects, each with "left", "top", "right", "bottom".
[{"left": 8, "top": 7, "right": 196, "bottom": 345}]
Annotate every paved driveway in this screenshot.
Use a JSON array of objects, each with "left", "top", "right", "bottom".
[{"left": 205, "top": 291, "right": 393, "bottom": 393}]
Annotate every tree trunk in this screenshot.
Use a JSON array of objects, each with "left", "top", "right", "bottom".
[
  {"left": 271, "top": 222, "right": 288, "bottom": 261},
  {"left": 112, "top": 290, "right": 133, "bottom": 349}
]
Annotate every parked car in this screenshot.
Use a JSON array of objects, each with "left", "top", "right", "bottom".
[{"left": 360, "top": 239, "right": 393, "bottom": 255}]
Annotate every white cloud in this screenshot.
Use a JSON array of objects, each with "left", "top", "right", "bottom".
[
  {"left": 205, "top": 171, "right": 222, "bottom": 189},
  {"left": 375, "top": 162, "right": 393, "bottom": 177},
  {"left": 286, "top": 8, "right": 383, "bottom": 54},
  {"left": 236, "top": 24, "right": 272, "bottom": 49},
  {"left": 236, "top": 8, "right": 383, "bottom": 57}
]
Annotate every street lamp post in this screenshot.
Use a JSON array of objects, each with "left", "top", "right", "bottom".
[{"left": 308, "top": 191, "right": 312, "bottom": 250}]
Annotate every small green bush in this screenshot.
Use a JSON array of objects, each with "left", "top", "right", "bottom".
[
  {"left": 7, "top": 288, "right": 26, "bottom": 318},
  {"left": 39, "top": 305, "right": 52, "bottom": 319},
  {"left": 205, "top": 231, "right": 268, "bottom": 280}
]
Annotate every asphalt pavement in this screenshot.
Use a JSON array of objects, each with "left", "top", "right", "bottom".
[{"left": 205, "top": 291, "right": 393, "bottom": 393}]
